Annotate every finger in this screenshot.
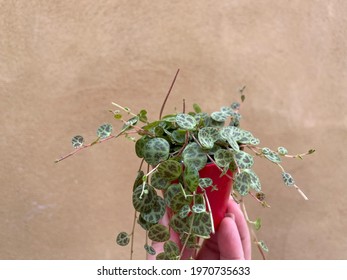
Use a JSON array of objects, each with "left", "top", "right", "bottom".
[
  {"left": 195, "top": 233, "right": 219, "bottom": 260},
  {"left": 227, "top": 199, "right": 251, "bottom": 260},
  {"left": 218, "top": 214, "right": 245, "bottom": 260}
]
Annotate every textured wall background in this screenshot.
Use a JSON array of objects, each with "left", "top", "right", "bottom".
[{"left": 1, "top": 0, "right": 346, "bottom": 260}]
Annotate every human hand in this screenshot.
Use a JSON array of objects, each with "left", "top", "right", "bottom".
[{"left": 147, "top": 198, "right": 251, "bottom": 260}]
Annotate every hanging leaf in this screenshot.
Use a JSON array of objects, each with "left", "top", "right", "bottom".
[
  {"left": 235, "top": 130, "right": 253, "bottom": 144},
  {"left": 137, "top": 215, "right": 152, "bottom": 231},
  {"left": 193, "top": 103, "right": 202, "bottom": 113},
  {"left": 150, "top": 172, "right": 171, "bottom": 191},
  {"left": 179, "top": 205, "right": 191, "bottom": 218},
  {"left": 157, "top": 160, "right": 182, "bottom": 180},
  {"left": 258, "top": 240, "right": 269, "bottom": 252},
  {"left": 164, "top": 183, "right": 182, "bottom": 207},
  {"left": 138, "top": 109, "right": 148, "bottom": 123},
  {"left": 198, "top": 127, "right": 220, "bottom": 149},
  {"left": 244, "top": 169, "right": 261, "bottom": 192},
  {"left": 278, "top": 147, "right": 288, "bottom": 156},
  {"left": 264, "top": 150, "right": 282, "bottom": 163},
  {"left": 132, "top": 184, "right": 156, "bottom": 212},
  {"left": 116, "top": 232, "right": 130, "bottom": 246},
  {"left": 143, "top": 137, "right": 170, "bottom": 166},
  {"left": 189, "top": 212, "right": 212, "bottom": 238},
  {"left": 234, "top": 150, "right": 254, "bottom": 169},
  {"left": 214, "top": 149, "right": 234, "bottom": 168},
  {"left": 220, "top": 106, "right": 234, "bottom": 116},
  {"left": 231, "top": 102, "right": 240, "bottom": 110},
  {"left": 211, "top": 111, "right": 227, "bottom": 122},
  {"left": 219, "top": 126, "right": 240, "bottom": 151},
  {"left": 164, "top": 240, "right": 180, "bottom": 256},
  {"left": 144, "top": 244, "right": 156, "bottom": 255},
  {"left": 170, "top": 129, "right": 186, "bottom": 144},
  {"left": 176, "top": 113, "right": 197, "bottom": 130},
  {"left": 192, "top": 204, "right": 206, "bottom": 213},
  {"left": 282, "top": 172, "right": 295, "bottom": 186},
  {"left": 198, "top": 177, "right": 213, "bottom": 188},
  {"left": 141, "top": 196, "right": 166, "bottom": 224},
  {"left": 254, "top": 218, "right": 262, "bottom": 230},
  {"left": 155, "top": 253, "right": 166, "bottom": 260},
  {"left": 120, "top": 116, "right": 139, "bottom": 134},
  {"left": 182, "top": 142, "right": 207, "bottom": 171},
  {"left": 250, "top": 137, "right": 260, "bottom": 146},
  {"left": 170, "top": 192, "right": 192, "bottom": 212},
  {"left": 169, "top": 214, "right": 189, "bottom": 234},
  {"left": 97, "top": 123, "right": 112, "bottom": 139},
  {"left": 71, "top": 135, "right": 84, "bottom": 148},
  {"left": 148, "top": 224, "right": 170, "bottom": 242},
  {"left": 234, "top": 171, "right": 251, "bottom": 196},
  {"left": 184, "top": 166, "right": 200, "bottom": 192},
  {"left": 135, "top": 136, "right": 148, "bottom": 158}
]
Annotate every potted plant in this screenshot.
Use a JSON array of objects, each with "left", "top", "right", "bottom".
[{"left": 55, "top": 69, "right": 315, "bottom": 260}]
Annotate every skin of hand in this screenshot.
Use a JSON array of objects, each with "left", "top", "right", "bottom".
[{"left": 147, "top": 198, "right": 251, "bottom": 260}]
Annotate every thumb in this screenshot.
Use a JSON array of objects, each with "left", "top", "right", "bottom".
[{"left": 218, "top": 214, "right": 245, "bottom": 260}]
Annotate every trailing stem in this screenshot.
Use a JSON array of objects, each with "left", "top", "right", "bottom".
[
  {"left": 241, "top": 200, "right": 267, "bottom": 260},
  {"left": 159, "top": 69, "right": 180, "bottom": 119},
  {"left": 130, "top": 210, "right": 137, "bottom": 260}
]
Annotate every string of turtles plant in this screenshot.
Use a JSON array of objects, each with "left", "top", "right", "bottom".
[{"left": 55, "top": 69, "right": 315, "bottom": 260}]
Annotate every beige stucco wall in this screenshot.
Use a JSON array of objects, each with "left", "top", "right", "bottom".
[{"left": 1, "top": 0, "right": 346, "bottom": 260}]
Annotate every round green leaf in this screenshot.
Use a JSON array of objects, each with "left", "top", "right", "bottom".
[
  {"left": 150, "top": 172, "right": 171, "bottom": 191},
  {"left": 164, "top": 240, "right": 180, "bottom": 256},
  {"left": 144, "top": 244, "right": 156, "bottom": 255},
  {"left": 71, "top": 135, "right": 84, "bottom": 148},
  {"left": 198, "top": 127, "right": 219, "bottom": 149},
  {"left": 244, "top": 169, "right": 261, "bottom": 192},
  {"left": 179, "top": 205, "right": 191, "bottom": 218},
  {"left": 164, "top": 183, "right": 182, "bottom": 207},
  {"left": 278, "top": 146, "right": 288, "bottom": 156},
  {"left": 282, "top": 172, "right": 295, "bottom": 186},
  {"left": 254, "top": 218, "right": 262, "bottom": 231},
  {"left": 170, "top": 129, "right": 186, "bottom": 144},
  {"left": 189, "top": 212, "right": 212, "bottom": 238},
  {"left": 234, "top": 171, "right": 251, "bottom": 196},
  {"left": 220, "top": 106, "right": 234, "bottom": 116},
  {"left": 198, "top": 177, "right": 213, "bottom": 188},
  {"left": 132, "top": 184, "right": 156, "bottom": 212},
  {"left": 141, "top": 196, "right": 165, "bottom": 224},
  {"left": 169, "top": 214, "right": 189, "bottom": 234},
  {"left": 116, "top": 232, "right": 130, "bottom": 246},
  {"left": 264, "top": 150, "right": 281, "bottom": 163},
  {"left": 182, "top": 142, "right": 207, "bottom": 171},
  {"left": 214, "top": 149, "right": 234, "bottom": 168},
  {"left": 193, "top": 103, "right": 202, "bottom": 113},
  {"left": 234, "top": 150, "right": 254, "bottom": 169},
  {"left": 192, "top": 203, "right": 206, "bottom": 213},
  {"left": 157, "top": 160, "right": 182, "bottom": 180},
  {"left": 135, "top": 136, "right": 148, "bottom": 158},
  {"left": 176, "top": 113, "right": 197, "bottom": 130},
  {"left": 148, "top": 224, "right": 170, "bottom": 242},
  {"left": 211, "top": 111, "right": 227, "bottom": 122},
  {"left": 170, "top": 192, "right": 192, "bottom": 212},
  {"left": 259, "top": 240, "right": 269, "bottom": 252},
  {"left": 137, "top": 215, "right": 152, "bottom": 230},
  {"left": 97, "top": 123, "right": 112, "bottom": 139},
  {"left": 219, "top": 127, "right": 240, "bottom": 151},
  {"left": 143, "top": 137, "right": 170, "bottom": 166},
  {"left": 184, "top": 166, "right": 200, "bottom": 192}
]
